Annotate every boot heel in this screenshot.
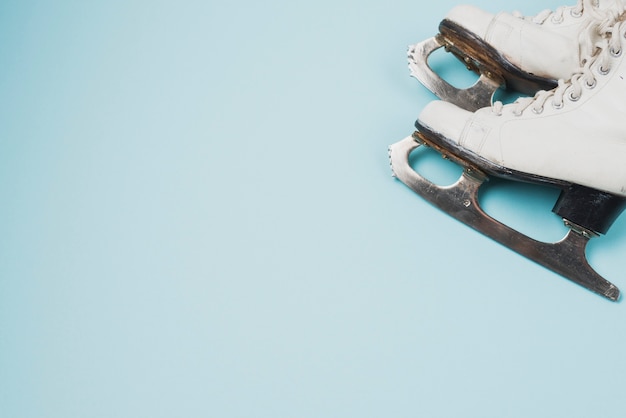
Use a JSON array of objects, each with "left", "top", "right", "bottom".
[{"left": 552, "top": 185, "right": 626, "bottom": 235}]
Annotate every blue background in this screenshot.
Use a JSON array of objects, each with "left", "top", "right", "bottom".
[{"left": 2, "top": 0, "right": 625, "bottom": 417}]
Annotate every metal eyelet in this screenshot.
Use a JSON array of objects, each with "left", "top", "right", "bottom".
[
  {"left": 552, "top": 101, "right": 564, "bottom": 110},
  {"left": 568, "top": 91, "right": 581, "bottom": 102},
  {"left": 585, "top": 78, "right": 597, "bottom": 89},
  {"left": 570, "top": 8, "right": 582, "bottom": 18},
  {"left": 599, "top": 66, "right": 610, "bottom": 75},
  {"left": 551, "top": 14, "right": 564, "bottom": 24},
  {"left": 531, "top": 106, "right": 544, "bottom": 115},
  {"left": 610, "top": 48, "right": 622, "bottom": 57}
]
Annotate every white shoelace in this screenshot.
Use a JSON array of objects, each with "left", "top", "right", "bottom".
[
  {"left": 513, "top": 0, "right": 584, "bottom": 25},
  {"left": 512, "top": 0, "right": 599, "bottom": 24},
  {"left": 513, "top": 0, "right": 622, "bottom": 61},
  {"left": 493, "top": 7, "right": 626, "bottom": 116}
]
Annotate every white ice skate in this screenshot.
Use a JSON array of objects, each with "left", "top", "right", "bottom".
[
  {"left": 409, "top": 0, "right": 625, "bottom": 111},
  {"left": 390, "top": 9, "right": 626, "bottom": 300}
]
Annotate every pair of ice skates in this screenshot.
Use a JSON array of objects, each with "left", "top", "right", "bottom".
[{"left": 389, "top": 0, "right": 626, "bottom": 301}]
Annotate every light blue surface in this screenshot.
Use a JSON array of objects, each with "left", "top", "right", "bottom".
[{"left": 2, "top": 1, "right": 626, "bottom": 417}]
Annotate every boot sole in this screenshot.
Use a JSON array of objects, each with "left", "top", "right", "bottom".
[{"left": 439, "top": 19, "right": 558, "bottom": 94}]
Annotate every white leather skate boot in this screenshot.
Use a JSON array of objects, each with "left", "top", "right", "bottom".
[
  {"left": 388, "top": 10, "right": 626, "bottom": 300},
  {"left": 409, "top": 0, "right": 626, "bottom": 111},
  {"left": 416, "top": 9, "right": 626, "bottom": 235}
]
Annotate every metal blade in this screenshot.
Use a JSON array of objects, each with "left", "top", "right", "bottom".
[
  {"left": 389, "top": 133, "right": 620, "bottom": 301},
  {"left": 408, "top": 36, "right": 501, "bottom": 112}
]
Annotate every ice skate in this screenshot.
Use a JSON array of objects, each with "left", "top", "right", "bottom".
[
  {"left": 409, "top": 0, "right": 626, "bottom": 111},
  {"left": 390, "top": 10, "right": 626, "bottom": 300}
]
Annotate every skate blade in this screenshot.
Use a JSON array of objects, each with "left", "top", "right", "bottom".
[
  {"left": 408, "top": 35, "right": 501, "bottom": 112},
  {"left": 388, "top": 133, "right": 620, "bottom": 301}
]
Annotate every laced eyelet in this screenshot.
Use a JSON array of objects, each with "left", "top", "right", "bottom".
[
  {"left": 570, "top": 8, "right": 582, "bottom": 18},
  {"left": 551, "top": 16, "right": 564, "bottom": 24},
  {"left": 552, "top": 101, "right": 564, "bottom": 110},
  {"left": 610, "top": 48, "right": 622, "bottom": 57},
  {"left": 585, "top": 78, "right": 597, "bottom": 89},
  {"left": 531, "top": 106, "right": 544, "bottom": 115},
  {"left": 599, "top": 66, "right": 610, "bottom": 75},
  {"left": 568, "top": 91, "right": 581, "bottom": 102}
]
